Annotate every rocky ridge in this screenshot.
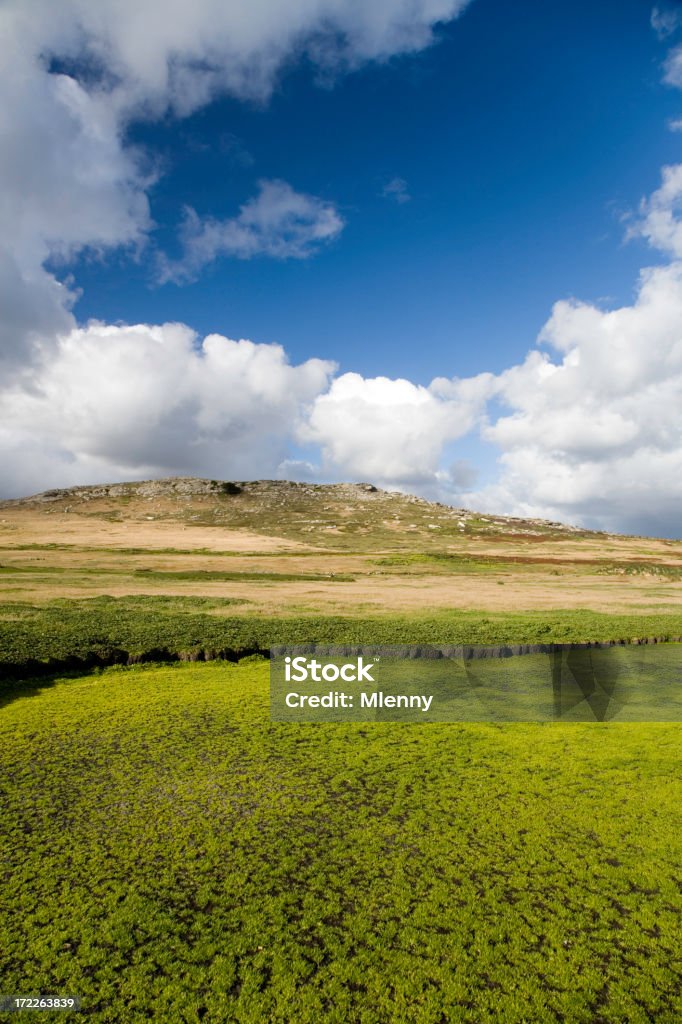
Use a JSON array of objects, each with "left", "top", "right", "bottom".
[{"left": 2, "top": 477, "right": 590, "bottom": 539}]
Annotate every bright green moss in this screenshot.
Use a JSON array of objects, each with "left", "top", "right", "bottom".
[{"left": 1, "top": 662, "right": 680, "bottom": 1022}]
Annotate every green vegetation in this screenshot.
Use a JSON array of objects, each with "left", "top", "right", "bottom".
[
  {"left": 1, "top": 481, "right": 680, "bottom": 1019},
  {"left": 132, "top": 568, "right": 356, "bottom": 583},
  {"left": 377, "top": 553, "right": 682, "bottom": 578},
  {"left": 376, "top": 553, "right": 503, "bottom": 569},
  {"left": 1, "top": 662, "right": 680, "bottom": 1022},
  {"left": 375, "top": 553, "right": 530, "bottom": 574},
  {"left": 596, "top": 563, "right": 682, "bottom": 580},
  {"left": 0, "top": 563, "right": 353, "bottom": 585},
  {"left": 0, "top": 543, "right": 347, "bottom": 557},
  {"left": 1, "top": 597, "right": 682, "bottom": 678}
]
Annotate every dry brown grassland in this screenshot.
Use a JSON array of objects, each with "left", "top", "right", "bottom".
[{"left": 1, "top": 478, "right": 680, "bottom": 617}]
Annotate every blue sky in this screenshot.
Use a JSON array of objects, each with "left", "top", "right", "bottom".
[
  {"left": 2, "top": 0, "right": 682, "bottom": 536},
  {"left": 71, "top": 0, "right": 672, "bottom": 380}
]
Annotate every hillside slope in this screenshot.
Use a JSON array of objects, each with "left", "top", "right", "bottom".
[
  {"left": 1, "top": 478, "right": 680, "bottom": 617},
  {"left": 1, "top": 476, "right": 601, "bottom": 548}
]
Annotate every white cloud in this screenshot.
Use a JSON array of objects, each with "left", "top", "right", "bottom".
[
  {"left": 663, "top": 42, "right": 682, "bottom": 87},
  {"left": 460, "top": 144, "right": 682, "bottom": 537},
  {"left": 300, "top": 371, "right": 493, "bottom": 488},
  {"left": 0, "top": 0, "right": 476, "bottom": 503},
  {"left": 0, "top": 51, "right": 152, "bottom": 372},
  {"left": 159, "top": 180, "right": 345, "bottom": 284},
  {"left": 0, "top": 335, "right": 496, "bottom": 501},
  {"left": 651, "top": 6, "right": 682, "bottom": 40},
  {"left": 2, "top": 263, "right": 681, "bottom": 535},
  {"left": 381, "top": 177, "right": 411, "bottom": 204},
  {"left": 629, "top": 163, "right": 682, "bottom": 256},
  {"left": 0, "top": 324, "right": 335, "bottom": 494},
  {"left": 468, "top": 260, "right": 682, "bottom": 536},
  {"left": 9, "top": 0, "right": 471, "bottom": 115}
]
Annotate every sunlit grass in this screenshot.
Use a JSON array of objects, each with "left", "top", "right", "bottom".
[{"left": 1, "top": 661, "right": 680, "bottom": 1022}]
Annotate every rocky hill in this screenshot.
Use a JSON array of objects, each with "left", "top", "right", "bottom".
[
  {"left": 1, "top": 477, "right": 680, "bottom": 624},
  {"left": 2, "top": 476, "right": 591, "bottom": 548}
]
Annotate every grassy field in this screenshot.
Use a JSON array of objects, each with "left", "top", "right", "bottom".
[
  {"left": 1, "top": 479, "right": 681, "bottom": 620},
  {"left": 1, "top": 479, "right": 680, "bottom": 1021},
  {"left": 2, "top": 598, "right": 682, "bottom": 678},
  {"left": 1, "top": 661, "right": 680, "bottom": 1023}
]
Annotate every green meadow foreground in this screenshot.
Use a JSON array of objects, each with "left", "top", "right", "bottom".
[
  {"left": 1, "top": 662, "right": 681, "bottom": 1023},
  {"left": 1, "top": 479, "right": 681, "bottom": 1022}
]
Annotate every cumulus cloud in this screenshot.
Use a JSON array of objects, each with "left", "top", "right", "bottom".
[
  {"left": 446, "top": 38, "right": 682, "bottom": 539},
  {"left": 6, "top": 0, "right": 471, "bottom": 115},
  {"left": 0, "top": 336, "right": 495, "bottom": 499},
  {"left": 465, "top": 260, "right": 682, "bottom": 536},
  {"left": 4, "top": 157, "right": 682, "bottom": 534},
  {"left": 0, "top": 50, "right": 152, "bottom": 371},
  {"left": 159, "top": 180, "right": 345, "bottom": 284},
  {"left": 0, "top": 318, "right": 492, "bottom": 503},
  {"left": 300, "top": 371, "right": 493, "bottom": 488},
  {"left": 0, "top": 324, "right": 335, "bottom": 494},
  {"left": 0, "top": 0, "right": 470, "bottom": 375},
  {"left": 0, "top": 0, "right": 475, "bottom": 502}
]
